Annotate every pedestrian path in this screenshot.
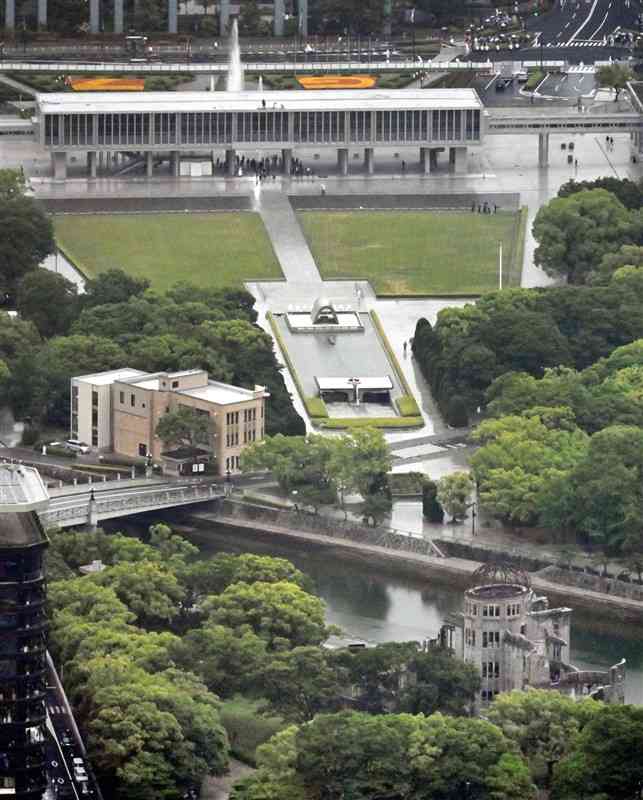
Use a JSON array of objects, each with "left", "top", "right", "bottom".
[{"left": 256, "top": 189, "right": 322, "bottom": 283}]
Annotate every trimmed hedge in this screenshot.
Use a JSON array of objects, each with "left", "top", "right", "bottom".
[
  {"left": 318, "top": 416, "right": 423, "bottom": 430},
  {"left": 305, "top": 396, "right": 329, "bottom": 418},
  {"left": 396, "top": 394, "right": 421, "bottom": 417}
]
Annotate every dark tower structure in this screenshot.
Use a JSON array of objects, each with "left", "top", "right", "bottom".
[{"left": 0, "top": 464, "right": 50, "bottom": 799}]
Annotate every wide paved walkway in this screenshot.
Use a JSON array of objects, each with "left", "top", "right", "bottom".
[{"left": 254, "top": 187, "right": 322, "bottom": 283}]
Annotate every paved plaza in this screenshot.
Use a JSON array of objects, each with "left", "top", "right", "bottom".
[
  {"left": 5, "top": 122, "right": 641, "bottom": 449},
  {"left": 273, "top": 312, "right": 404, "bottom": 404}
]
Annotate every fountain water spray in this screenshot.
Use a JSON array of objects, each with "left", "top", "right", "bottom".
[{"left": 226, "top": 18, "right": 245, "bottom": 92}]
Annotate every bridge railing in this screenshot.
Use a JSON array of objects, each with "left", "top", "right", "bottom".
[
  {"left": 0, "top": 59, "right": 568, "bottom": 75},
  {"left": 41, "top": 482, "right": 219, "bottom": 527}
]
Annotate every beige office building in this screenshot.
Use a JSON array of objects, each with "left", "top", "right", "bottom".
[{"left": 71, "top": 368, "right": 268, "bottom": 475}]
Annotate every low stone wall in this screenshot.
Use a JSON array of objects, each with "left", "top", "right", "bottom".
[
  {"left": 290, "top": 192, "right": 520, "bottom": 212},
  {"left": 219, "top": 499, "right": 445, "bottom": 559},
  {"left": 537, "top": 565, "right": 643, "bottom": 602}
]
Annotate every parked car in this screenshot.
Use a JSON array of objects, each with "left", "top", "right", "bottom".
[{"left": 64, "top": 439, "right": 90, "bottom": 454}]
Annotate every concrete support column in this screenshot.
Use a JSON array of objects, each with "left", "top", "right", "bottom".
[
  {"left": 52, "top": 152, "right": 67, "bottom": 181},
  {"left": 37, "top": 0, "right": 46, "bottom": 28},
  {"left": 538, "top": 133, "right": 549, "bottom": 168},
  {"left": 171, "top": 151, "right": 180, "bottom": 177},
  {"left": 225, "top": 148, "right": 236, "bottom": 176},
  {"left": 281, "top": 147, "right": 292, "bottom": 175},
  {"left": 638, "top": 130, "right": 643, "bottom": 155},
  {"left": 5, "top": 0, "right": 15, "bottom": 29},
  {"left": 87, "top": 151, "right": 97, "bottom": 178},
  {"left": 298, "top": 0, "right": 308, "bottom": 37},
  {"left": 273, "top": 0, "right": 284, "bottom": 36},
  {"left": 364, "top": 147, "right": 374, "bottom": 175},
  {"left": 219, "top": 0, "right": 230, "bottom": 35},
  {"left": 89, "top": 0, "right": 99, "bottom": 32},
  {"left": 114, "top": 0, "right": 123, "bottom": 33},
  {"left": 146, "top": 151, "right": 153, "bottom": 177},
  {"left": 450, "top": 145, "right": 467, "bottom": 174},
  {"left": 337, "top": 147, "right": 348, "bottom": 176},
  {"left": 168, "top": 0, "right": 177, "bottom": 32},
  {"left": 420, "top": 147, "right": 429, "bottom": 174}
]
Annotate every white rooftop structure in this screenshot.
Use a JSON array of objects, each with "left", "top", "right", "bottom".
[
  {"left": 38, "top": 88, "right": 484, "bottom": 115},
  {"left": 316, "top": 377, "right": 393, "bottom": 391},
  {"left": 177, "top": 381, "right": 269, "bottom": 405},
  {"left": 74, "top": 368, "right": 147, "bottom": 386}
]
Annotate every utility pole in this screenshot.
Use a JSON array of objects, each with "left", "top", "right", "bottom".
[{"left": 498, "top": 240, "right": 503, "bottom": 290}]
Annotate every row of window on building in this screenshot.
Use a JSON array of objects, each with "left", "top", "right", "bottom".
[
  {"left": 44, "top": 108, "right": 482, "bottom": 147},
  {"left": 465, "top": 602, "right": 523, "bottom": 618},
  {"left": 481, "top": 661, "right": 501, "bottom": 679}
]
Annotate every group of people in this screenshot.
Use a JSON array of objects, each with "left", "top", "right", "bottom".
[
  {"left": 212, "top": 153, "right": 312, "bottom": 181},
  {"left": 605, "top": 136, "right": 616, "bottom": 152},
  {"left": 471, "top": 200, "right": 498, "bottom": 214}
]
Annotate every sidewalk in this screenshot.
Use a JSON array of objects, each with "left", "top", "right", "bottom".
[{"left": 255, "top": 188, "right": 322, "bottom": 283}]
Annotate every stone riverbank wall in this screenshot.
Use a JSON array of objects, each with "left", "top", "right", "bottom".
[{"left": 182, "top": 500, "right": 643, "bottom": 624}]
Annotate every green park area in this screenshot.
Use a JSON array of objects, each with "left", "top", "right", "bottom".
[
  {"left": 299, "top": 209, "right": 526, "bottom": 295},
  {"left": 54, "top": 212, "right": 282, "bottom": 290}
]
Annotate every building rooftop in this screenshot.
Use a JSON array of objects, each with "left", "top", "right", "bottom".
[
  {"left": 176, "top": 380, "right": 265, "bottom": 406},
  {"left": 37, "top": 88, "right": 484, "bottom": 115},
  {"left": 74, "top": 368, "right": 147, "bottom": 386}
]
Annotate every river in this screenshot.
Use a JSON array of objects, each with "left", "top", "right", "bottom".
[{"left": 117, "top": 517, "right": 643, "bottom": 704}]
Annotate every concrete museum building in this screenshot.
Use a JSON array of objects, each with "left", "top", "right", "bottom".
[{"left": 71, "top": 368, "right": 268, "bottom": 475}]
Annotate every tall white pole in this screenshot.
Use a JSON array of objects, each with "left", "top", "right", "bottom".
[{"left": 498, "top": 240, "right": 503, "bottom": 290}]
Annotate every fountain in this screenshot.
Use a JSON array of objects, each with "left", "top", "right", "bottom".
[{"left": 226, "top": 18, "right": 245, "bottom": 92}]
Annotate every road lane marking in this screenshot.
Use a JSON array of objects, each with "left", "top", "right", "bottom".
[{"left": 567, "top": 0, "right": 601, "bottom": 42}]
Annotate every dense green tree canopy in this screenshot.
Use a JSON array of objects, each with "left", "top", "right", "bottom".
[
  {"left": 552, "top": 706, "right": 643, "bottom": 800},
  {"left": 16, "top": 269, "right": 79, "bottom": 338},
  {"left": 202, "top": 580, "right": 328, "bottom": 648},
  {"left": 0, "top": 195, "right": 55, "bottom": 296},
  {"left": 533, "top": 189, "right": 635, "bottom": 284}
]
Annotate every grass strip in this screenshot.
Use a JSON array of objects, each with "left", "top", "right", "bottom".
[{"left": 318, "top": 417, "right": 423, "bottom": 430}]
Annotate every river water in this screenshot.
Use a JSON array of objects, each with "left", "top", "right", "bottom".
[
  {"left": 118, "top": 518, "right": 643, "bottom": 704},
  {"left": 191, "top": 525, "right": 643, "bottom": 704}
]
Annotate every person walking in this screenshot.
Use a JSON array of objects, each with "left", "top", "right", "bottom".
[{"left": 403, "top": 340, "right": 408, "bottom": 356}]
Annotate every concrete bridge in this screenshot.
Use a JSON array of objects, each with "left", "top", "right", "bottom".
[
  {"left": 486, "top": 106, "right": 643, "bottom": 165},
  {"left": 39, "top": 480, "right": 221, "bottom": 529},
  {"left": 0, "top": 58, "right": 567, "bottom": 75}
]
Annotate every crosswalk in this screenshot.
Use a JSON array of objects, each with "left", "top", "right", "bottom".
[
  {"left": 543, "top": 38, "right": 607, "bottom": 48},
  {"left": 48, "top": 704, "right": 64, "bottom": 715},
  {"left": 567, "top": 64, "right": 597, "bottom": 73}
]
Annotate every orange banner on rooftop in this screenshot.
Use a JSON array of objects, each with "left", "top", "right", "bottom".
[{"left": 297, "top": 75, "right": 376, "bottom": 90}]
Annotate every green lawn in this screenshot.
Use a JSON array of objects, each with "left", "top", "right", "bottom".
[
  {"left": 299, "top": 210, "right": 525, "bottom": 295},
  {"left": 54, "top": 212, "right": 282, "bottom": 291}
]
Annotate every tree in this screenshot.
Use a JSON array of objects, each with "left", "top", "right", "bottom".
[
  {"left": 16, "top": 269, "right": 79, "bottom": 338},
  {"left": 408, "top": 713, "right": 536, "bottom": 800},
  {"left": 486, "top": 689, "right": 600, "bottom": 790},
  {"left": 83, "top": 268, "right": 150, "bottom": 309},
  {"left": 596, "top": 63, "right": 633, "bottom": 99},
  {"left": 533, "top": 189, "right": 634, "bottom": 284},
  {"left": 176, "top": 624, "right": 268, "bottom": 697},
  {"left": 595, "top": 243, "right": 643, "bottom": 283},
  {"left": 258, "top": 646, "right": 342, "bottom": 722},
  {"left": 0, "top": 168, "right": 26, "bottom": 199},
  {"left": 566, "top": 425, "right": 643, "bottom": 557},
  {"left": 155, "top": 405, "right": 213, "bottom": 452},
  {"left": 470, "top": 413, "right": 588, "bottom": 526},
  {"left": 422, "top": 479, "right": 444, "bottom": 523},
  {"left": 201, "top": 580, "right": 328, "bottom": 648},
  {"left": 0, "top": 195, "right": 55, "bottom": 296},
  {"left": 93, "top": 561, "right": 185, "bottom": 628},
  {"left": 179, "top": 552, "right": 313, "bottom": 608},
  {"left": 446, "top": 394, "right": 469, "bottom": 427},
  {"left": 230, "top": 726, "right": 304, "bottom": 800},
  {"left": 558, "top": 177, "right": 643, "bottom": 211},
  {"left": 436, "top": 471, "right": 473, "bottom": 522},
  {"left": 552, "top": 706, "right": 643, "bottom": 800},
  {"left": 402, "top": 648, "right": 480, "bottom": 718}
]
